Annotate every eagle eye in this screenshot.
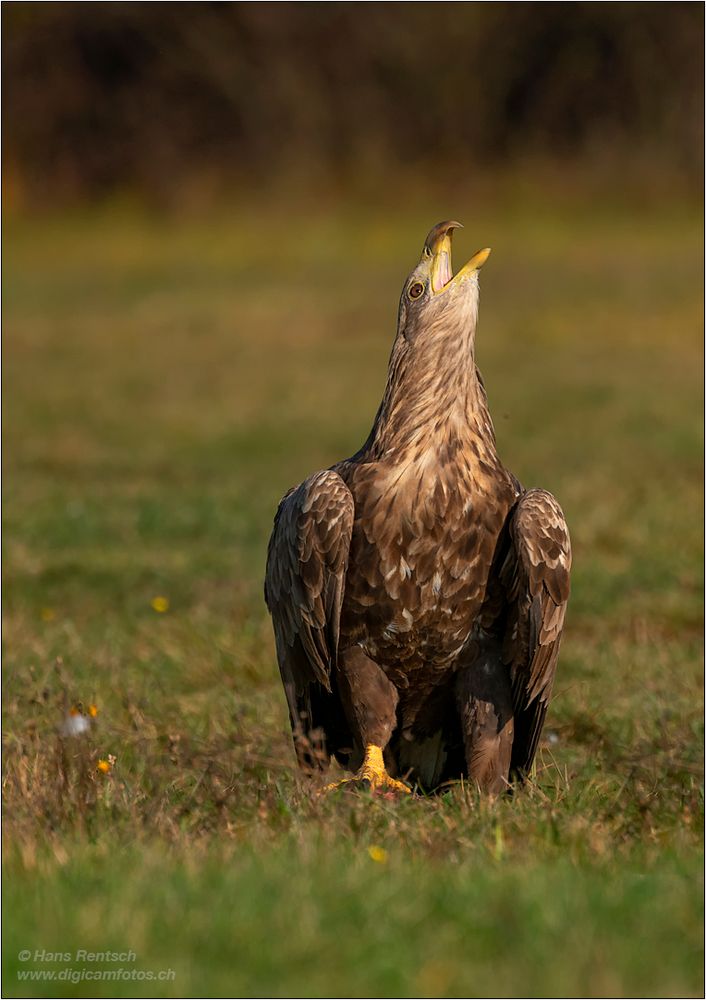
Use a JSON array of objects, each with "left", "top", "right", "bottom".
[{"left": 409, "top": 281, "right": 424, "bottom": 300}]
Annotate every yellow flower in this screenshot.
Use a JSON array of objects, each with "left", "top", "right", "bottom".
[
  {"left": 96, "top": 759, "right": 111, "bottom": 774},
  {"left": 88, "top": 704, "right": 99, "bottom": 718},
  {"left": 151, "top": 596, "right": 169, "bottom": 613},
  {"left": 40, "top": 607, "right": 56, "bottom": 621},
  {"left": 367, "top": 845, "right": 388, "bottom": 864}
]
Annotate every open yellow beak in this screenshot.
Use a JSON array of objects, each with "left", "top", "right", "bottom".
[{"left": 424, "top": 221, "right": 491, "bottom": 295}]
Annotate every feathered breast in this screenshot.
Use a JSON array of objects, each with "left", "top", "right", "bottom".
[{"left": 337, "top": 443, "right": 517, "bottom": 673}]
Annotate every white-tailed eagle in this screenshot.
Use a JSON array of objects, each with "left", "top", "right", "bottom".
[{"left": 265, "top": 221, "right": 571, "bottom": 795}]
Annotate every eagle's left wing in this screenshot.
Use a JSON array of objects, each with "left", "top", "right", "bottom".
[
  {"left": 500, "top": 488, "right": 571, "bottom": 776},
  {"left": 265, "top": 470, "right": 355, "bottom": 767}
]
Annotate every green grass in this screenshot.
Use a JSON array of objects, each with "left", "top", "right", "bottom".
[{"left": 3, "top": 192, "right": 703, "bottom": 998}]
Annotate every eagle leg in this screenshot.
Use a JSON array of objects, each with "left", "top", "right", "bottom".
[
  {"left": 320, "top": 743, "right": 411, "bottom": 795},
  {"left": 455, "top": 642, "right": 514, "bottom": 796},
  {"left": 320, "top": 646, "right": 411, "bottom": 795}
]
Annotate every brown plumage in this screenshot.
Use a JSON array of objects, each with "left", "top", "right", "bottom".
[{"left": 265, "top": 221, "right": 571, "bottom": 794}]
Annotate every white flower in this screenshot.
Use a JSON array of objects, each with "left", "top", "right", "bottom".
[{"left": 61, "top": 712, "right": 91, "bottom": 737}]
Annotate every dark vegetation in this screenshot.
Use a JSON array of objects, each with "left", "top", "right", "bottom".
[{"left": 3, "top": 2, "right": 703, "bottom": 205}]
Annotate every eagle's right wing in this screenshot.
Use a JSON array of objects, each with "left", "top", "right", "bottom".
[
  {"left": 265, "top": 470, "right": 355, "bottom": 764},
  {"left": 500, "top": 488, "right": 571, "bottom": 776}
]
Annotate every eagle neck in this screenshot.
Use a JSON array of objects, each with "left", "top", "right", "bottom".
[{"left": 363, "top": 325, "right": 499, "bottom": 467}]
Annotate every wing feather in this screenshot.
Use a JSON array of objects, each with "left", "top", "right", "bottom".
[
  {"left": 265, "top": 469, "right": 354, "bottom": 694},
  {"left": 500, "top": 488, "right": 571, "bottom": 775}
]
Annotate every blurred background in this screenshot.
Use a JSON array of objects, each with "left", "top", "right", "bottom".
[
  {"left": 3, "top": 2, "right": 703, "bottom": 207},
  {"left": 3, "top": 4, "right": 704, "bottom": 999}
]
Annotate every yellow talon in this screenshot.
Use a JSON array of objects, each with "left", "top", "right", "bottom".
[{"left": 320, "top": 743, "right": 411, "bottom": 795}]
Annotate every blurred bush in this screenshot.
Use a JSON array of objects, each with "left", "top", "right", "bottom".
[{"left": 3, "top": 2, "right": 703, "bottom": 206}]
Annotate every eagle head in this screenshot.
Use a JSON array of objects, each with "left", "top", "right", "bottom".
[{"left": 397, "top": 221, "right": 491, "bottom": 344}]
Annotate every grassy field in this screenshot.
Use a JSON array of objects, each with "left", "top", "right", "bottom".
[{"left": 3, "top": 191, "right": 703, "bottom": 998}]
